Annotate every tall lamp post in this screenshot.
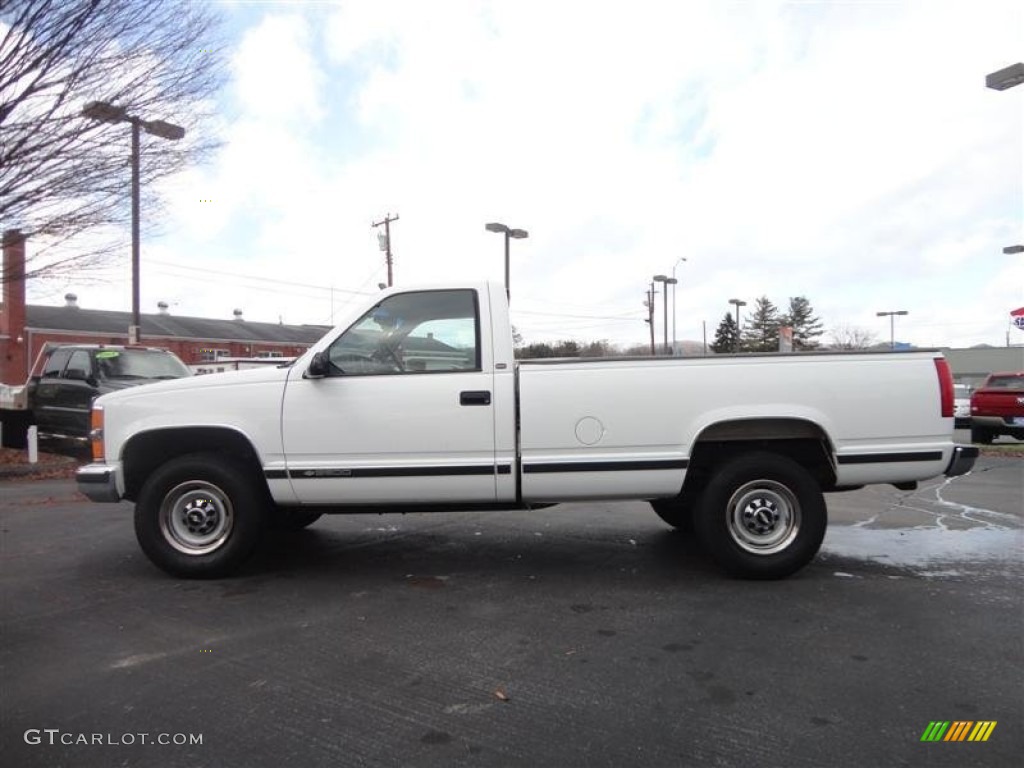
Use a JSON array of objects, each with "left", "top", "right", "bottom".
[
  {"left": 82, "top": 101, "right": 185, "bottom": 344},
  {"left": 485, "top": 222, "right": 528, "bottom": 302},
  {"left": 728, "top": 298, "right": 746, "bottom": 353},
  {"left": 653, "top": 274, "right": 677, "bottom": 355},
  {"left": 671, "top": 257, "right": 687, "bottom": 351},
  {"left": 877, "top": 310, "right": 909, "bottom": 350}
]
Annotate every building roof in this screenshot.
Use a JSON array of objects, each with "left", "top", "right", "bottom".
[{"left": 25, "top": 304, "right": 331, "bottom": 345}]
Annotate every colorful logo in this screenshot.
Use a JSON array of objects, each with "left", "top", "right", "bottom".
[
  {"left": 1012, "top": 307, "right": 1024, "bottom": 330},
  {"left": 920, "top": 721, "right": 997, "bottom": 742}
]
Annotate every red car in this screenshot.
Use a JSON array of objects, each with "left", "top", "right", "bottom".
[{"left": 970, "top": 371, "right": 1024, "bottom": 444}]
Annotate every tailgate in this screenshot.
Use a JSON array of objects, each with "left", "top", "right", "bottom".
[{"left": 972, "top": 390, "right": 1024, "bottom": 417}]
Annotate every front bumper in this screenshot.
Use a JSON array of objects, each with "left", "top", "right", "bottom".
[
  {"left": 944, "top": 444, "right": 979, "bottom": 477},
  {"left": 76, "top": 463, "right": 122, "bottom": 503}
]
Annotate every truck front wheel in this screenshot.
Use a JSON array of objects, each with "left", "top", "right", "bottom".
[
  {"left": 695, "top": 452, "right": 826, "bottom": 580},
  {"left": 134, "top": 453, "right": 268, "bottom": 578}
]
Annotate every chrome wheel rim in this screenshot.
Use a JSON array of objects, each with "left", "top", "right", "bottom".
[
  {"left": 726, "top": 480, "right": 800, "bottom": 555},
  {"left": 159, "top": 481, "right": 234, "bottom": 556}
]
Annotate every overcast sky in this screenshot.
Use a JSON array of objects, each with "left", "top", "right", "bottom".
[{"left": 30, "top": 0, "right": 1024, "bottom": 349}]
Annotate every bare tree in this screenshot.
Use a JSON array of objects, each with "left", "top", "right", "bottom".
[
  {"left": 828, "top": 324, "right": 878, "bottom": 350},
  {"left": 0, "top": 0, "right": 225, "bottom": 283}
]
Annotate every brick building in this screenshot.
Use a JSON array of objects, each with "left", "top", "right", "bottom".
[{"left": 1, "top": 230, "right": 329, "bottom": 384}]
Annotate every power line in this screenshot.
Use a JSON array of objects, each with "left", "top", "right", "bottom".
[
  {"left": 146, "top": 258, "right": 375, "bottom": 296},
  {"left": 514, "top": 309, "right": 641, "bottom": 322}
]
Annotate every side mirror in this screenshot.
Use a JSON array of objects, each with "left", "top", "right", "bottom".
[{"left": 304, "top": 351, "right": 330, "bottom": 379}]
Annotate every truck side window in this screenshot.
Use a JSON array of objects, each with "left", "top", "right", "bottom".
[
  {"left": 41, "top": 348, "right": 72, "bottom": 378},
  {"left": 64, "top": 350, "right": 92, "bottom": 380},
  {"left": 327, "top": 290, "right": 480, "bottom": 376}
]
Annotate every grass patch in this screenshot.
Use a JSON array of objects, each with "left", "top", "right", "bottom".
[{"left": 978, "top": 443, "right": 1024, "bottom": 457}]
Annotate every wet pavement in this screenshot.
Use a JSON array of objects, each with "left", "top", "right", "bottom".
[
  {"left": 823, "top": 457, "right": 1023, "bottom": 577},
  {"left": 1, "top": 457, "right": 1021, "bottom": 767}
]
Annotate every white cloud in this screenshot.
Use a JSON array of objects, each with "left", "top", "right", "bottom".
[{"left": 32, "top": 0, "right": 1024, "bottom": 350}]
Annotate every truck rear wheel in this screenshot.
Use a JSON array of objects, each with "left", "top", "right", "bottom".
[
  {"left": 134, "top": 453, "right": 268, "bottom": 578},
  {"left": 695, "top": 452, "right": 826, "bottom": 580}
]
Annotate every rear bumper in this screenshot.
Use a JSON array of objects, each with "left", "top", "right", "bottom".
[
  {"left": 944, "top": 444, "right": 979, "bottom": 477},
  {"left": 76, "top": 463, "right": 122, "bottom": 503},
  {"left": 971, "top": 415, "right": 1024, "bottom": 429}
]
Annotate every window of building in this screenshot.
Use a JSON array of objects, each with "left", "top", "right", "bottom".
[{"left": 197, "top": 348, "right": 230, "bottom": 362}]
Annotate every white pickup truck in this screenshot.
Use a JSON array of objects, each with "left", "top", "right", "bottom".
[{"left": 77, "top": 282, "right": 977, "bottom": 580}]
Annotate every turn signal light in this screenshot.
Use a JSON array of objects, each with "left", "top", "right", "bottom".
[{"left": 90, "top": 406, "right": 105, "bottom": 462}]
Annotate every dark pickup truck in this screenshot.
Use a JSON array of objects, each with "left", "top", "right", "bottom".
[
  {"left": 970, "top": 371, "right": 1024, "bottom": 443},
  {"left": 27, "top": 345, "right": 191, "bottom": 448}
]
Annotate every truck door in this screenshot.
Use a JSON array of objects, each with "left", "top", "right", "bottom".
[
  {"left": 31, "top": 347, "right": 73, "bottom": 436},
  {"left": 34, "top": 348, "right": 97, "bottom": 438},
  {"left": 281, "top": 289, "right": 503, "bottom": 505}
]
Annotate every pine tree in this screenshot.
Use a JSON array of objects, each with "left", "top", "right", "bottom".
[
  {"left": 782, "top": 297, "right": 823, "bottom": 350},
  {"left": 741, "top": 296, "right": 781, "bottom": 352},
  {"left": 711, "top": 313, "right": 739, "bottom": 353}
]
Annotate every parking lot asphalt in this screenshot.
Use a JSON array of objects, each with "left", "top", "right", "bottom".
[{"left": 1, "top": 457, "right": 1021, "bottom": 768}]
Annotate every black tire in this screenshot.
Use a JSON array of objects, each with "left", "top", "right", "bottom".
[
  {"left": 134, "top": 453, "right": 269, "bottom": 578},
  {"left": 695, "top": 452, "right": 826, "bottom": 580},
  {"left": 970, "top": 426, "right": 994, "bottom": 445},
  {"left": 270, "top": 509, "right": 323, "bottom": 532},
  {"left": 650, "top": 495, "right": 699, "bottom": 534}
]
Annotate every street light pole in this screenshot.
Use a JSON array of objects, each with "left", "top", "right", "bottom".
[
  {"left": 81, "top": 101, "right": 184, "bottom": 344},
  {"left": 130, "top": 120, "right": 141, "bottom": 343},
  {"left": 653, "top": 274, "right": 676, "bottom": 355},
  {"left": 728, "top": 298, "right": 746, "bottom": 353},
  {"left": 876, "top": 310, "right": 909, "bottom": 350},
  {"left": 485, "top": 222, "right": 528, "bottom": 302},
  {"left": 671, "top": 257, "right": 686, "bottom": 351}
]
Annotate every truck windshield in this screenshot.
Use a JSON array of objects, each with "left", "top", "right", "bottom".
[{"left": 96, "top": 350, "right": 190, "bottom": 380}]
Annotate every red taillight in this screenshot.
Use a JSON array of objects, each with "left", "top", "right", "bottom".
[{"left": 934, "top": 358, "right": 954, "bottom": 418}]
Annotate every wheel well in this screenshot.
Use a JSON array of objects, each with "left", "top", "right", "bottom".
[
  {"left": 685, "top": 419, "right": 836, "bottom": 494},
  {"left": 120, "top": 427, "right": 265, "bottom": 501}
]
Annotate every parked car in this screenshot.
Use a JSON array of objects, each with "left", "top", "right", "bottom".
[
  {"left": 28, "top": 345, "right": 190, "bottom": 450},
  {"left": 969, "top": 371, "right": 1024, "bottom": 444},
  {"left": 953, "top": 383, "right": 973, "bottom": 428}
]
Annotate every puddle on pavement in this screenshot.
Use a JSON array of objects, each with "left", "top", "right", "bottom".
[{"left": 823, "top": 525, "right": 1024, "bottom": 571}]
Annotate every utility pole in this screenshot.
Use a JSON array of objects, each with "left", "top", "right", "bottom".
[
  {"left": 645, "top": 282, "right": 656, "bottom": 356},
  {"left": 372, "top": 213, "right": 399, "bottom": 287}
]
